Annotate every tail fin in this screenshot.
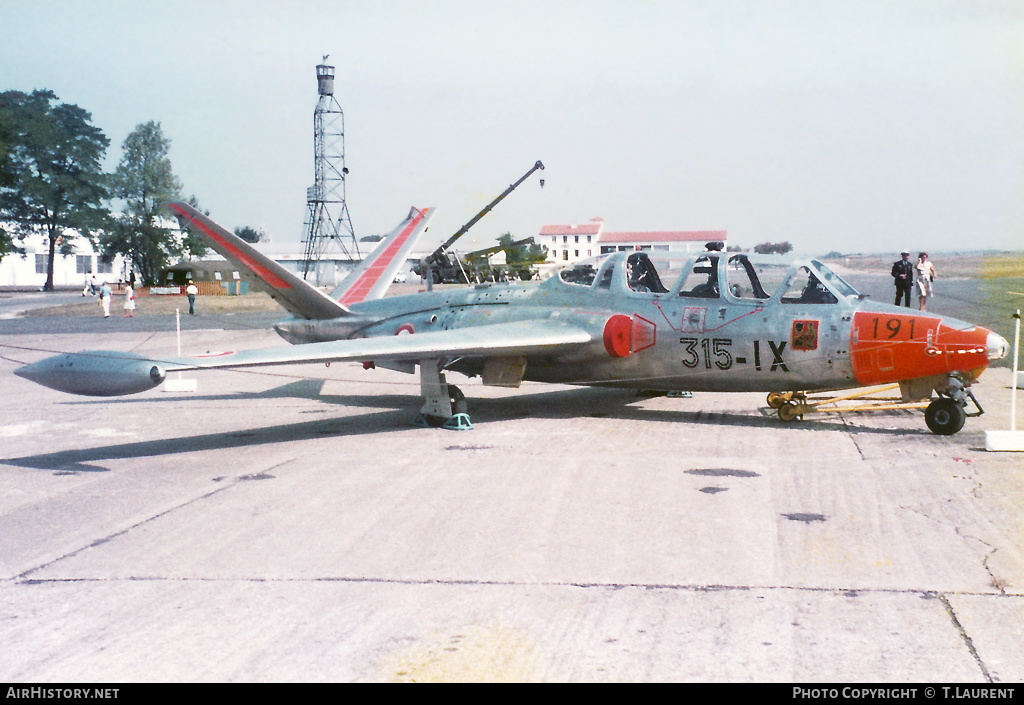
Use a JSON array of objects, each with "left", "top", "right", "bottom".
[
  {"left": 330, "top": 206, "right": 435, "bottom": 305},
  {"left": 165, "top": 201, "right": 350, "bottom": 320}
]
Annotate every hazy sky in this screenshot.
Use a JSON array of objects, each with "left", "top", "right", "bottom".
[{"left": 4, "top": 0, "right": 1023, "bottom": 255}]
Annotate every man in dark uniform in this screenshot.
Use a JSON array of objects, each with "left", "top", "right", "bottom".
[{"left": 891, "top": 250, "right": 913, "bottom": 307}]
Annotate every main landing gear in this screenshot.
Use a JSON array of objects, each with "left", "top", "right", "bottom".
[
  {"left": 767, "top": 374, "right": 983, "bottom": 436},
  {"left": 414, "top": 359, "right": 473, "bottom": 430}
]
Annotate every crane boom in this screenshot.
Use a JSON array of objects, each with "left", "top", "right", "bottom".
[{"left": 425, "top": 161, "right": 544, "bottom": 271}]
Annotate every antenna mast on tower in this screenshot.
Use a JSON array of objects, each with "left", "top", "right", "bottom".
[{"left": 302, "top": 56, "right": 358, "bottom": 283}]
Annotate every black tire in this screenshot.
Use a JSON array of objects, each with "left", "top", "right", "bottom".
[
  {"left": 925, "top": 398, "right": 966, "bottom": 435},
  {"left": 448, "top": 385, "right": 468, "bottom": 416}
]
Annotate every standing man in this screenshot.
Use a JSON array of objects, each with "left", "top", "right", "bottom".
[
  {"left": 186, "top": 279, "right": 198, "bottom": 315},
  {"left": 891, "top": 250, "right": 913, "bottom": 307}
]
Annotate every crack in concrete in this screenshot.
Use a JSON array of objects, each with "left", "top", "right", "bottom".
[
  {"left": 982, "top": 550, "right": 1008, "bottom": 596},
  {"left": 838, "top": 413, "right": 867, "bottom": 460},
  {"left": 11, "top": 459, "right": 296, "bottom": 581},
  {"left": 9, "top": 574, "right": 1022, "bottom": 598},
  {"left": 9, "top": 568, "right": 1018, "bottom": 682},
  {"left": 938, "top": 593, "right": 994, "bottom": 683},
  {"left": 900, "top": 476, "right": 1008, "bottom": 597}
]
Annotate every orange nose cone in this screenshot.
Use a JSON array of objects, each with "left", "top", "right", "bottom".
[{"left": 851, "top": 312, "right": 998, "bottom": 386}]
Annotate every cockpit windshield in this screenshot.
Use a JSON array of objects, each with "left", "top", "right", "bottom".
[
  {"left": 781, "top": 267, "right": 838, "bottom": 304},
  {"left": 811, "top": 260, "right": 860, "bottom": 298},
  {"left": 553, "top": 251, "right": 859, "bottom": 303}
]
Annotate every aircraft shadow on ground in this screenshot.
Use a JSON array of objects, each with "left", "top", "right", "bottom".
[
  {"left": 459, "top": 387, "right": 923, "bottom": 437},
  {"left": 88, "top": 375, "right": 910, "bottom": 434},
  {"left": 56, "top": 378, "right": 419, "bottom": 412},
  {"left": 5, "top": 380, "right": 928, "bottom": 472},
  {"left": 2, "top": 409, "right": 412, "bottom": 473}
]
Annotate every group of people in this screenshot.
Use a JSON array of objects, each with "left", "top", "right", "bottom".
[
  {"left": 891, "top": 250, "right": 937, "bottom": 311},
  {"left": 82, "top": 273, "right": 198, "bottom": 317},
  {"left": 84, "top": 272, "right": 136, "bottom": 318}
]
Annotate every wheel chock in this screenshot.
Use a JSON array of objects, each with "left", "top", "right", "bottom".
[{"left": 442, "top": 413, "right": 474, "bottom": 431}]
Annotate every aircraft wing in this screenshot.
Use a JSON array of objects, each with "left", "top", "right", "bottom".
[
  {"left": 163, "top": 319, "right": 591, "bottom": 371},
  {"left": 165, "top": 201, "right": 351, "bottom": 321},
  {"left": 14, "top": 320, "right": 594, "bottom": 397}
]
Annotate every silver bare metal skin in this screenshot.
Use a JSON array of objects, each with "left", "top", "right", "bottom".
[
  {"left": 14, "top": 201, "right": 1008, "bottom": 435},
  {"left": 15, "top": 350, "right": 165, "bottom": 397}
]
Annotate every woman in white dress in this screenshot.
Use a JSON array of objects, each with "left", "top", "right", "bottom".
[
  {"left": 123, "top": 284, "right": 136, "bottom": 318},
  {"left": 915, "top": 252, "right": 936, "bottom": 311}
]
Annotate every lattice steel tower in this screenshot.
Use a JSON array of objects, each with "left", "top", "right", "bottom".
[{"left": 302, "top": 57, "right": 358, "bottom": 282}]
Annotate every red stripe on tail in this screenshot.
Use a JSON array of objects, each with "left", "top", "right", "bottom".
[{"left": 338, "top": 209, "right": 427, "bottom": 306}]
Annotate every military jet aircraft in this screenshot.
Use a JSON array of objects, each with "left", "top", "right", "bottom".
[{"left": 15, "top": 201, "right": 1009, "bottom": 435}]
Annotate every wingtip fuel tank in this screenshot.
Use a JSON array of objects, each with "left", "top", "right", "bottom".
[{"left": 15, "top": 351, "right": 166, "bottom": 397}]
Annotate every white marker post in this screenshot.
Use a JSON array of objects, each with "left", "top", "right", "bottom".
[
  {"left": 163, "top": 307, "right": 198, "bottom": 393},
  {"left": 985, "top": 309, "right": 1023, "bottom": 451}
]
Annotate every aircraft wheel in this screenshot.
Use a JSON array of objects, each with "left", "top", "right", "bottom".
[
  {"left": 925, "top": 398, "right": 966, "bottom": 435},
  {"left": 767, "top": 392, "right": 788, "bottom": 409},
  {"left": 448, "top": 385, "right": 468, "bottom": 416},
  {"left": 778, "top": 401, "right": 802, "bottom": 422}
]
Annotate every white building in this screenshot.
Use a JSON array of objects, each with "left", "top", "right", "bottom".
[
  {"left": 540, "top": 221, "right": 604, "bottom": 263},
  {"left": 0, "top": 230, "right": 128, "bottom": 288},
  {"left": 540, "top": 218, "right": 727, "bottom": 265}
]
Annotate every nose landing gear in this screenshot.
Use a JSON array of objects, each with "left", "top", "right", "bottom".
[{"left": 924, "top": 398, "right": 967, "bottom": 435}]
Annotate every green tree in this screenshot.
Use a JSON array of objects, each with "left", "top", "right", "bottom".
[
  {"left": 0, "top": 224, "right": 14, "bottom": 260},
  {"left": 497, "top": 232, "right": 547, "bottom": 279},
  {"left": 0, "top": 90, "right": 109, "bottom": 287},
  {"left": 753, "top": 241, "right": 794, "bottom": 255},
  {"left": 233, "top": 225, "right": 263, "bottom": 244},
  {"left": 101, "top": 121, "right": 182, "bottom": 285},
  {"left": 0, "top": 96, "right": 19, "bottom": 260},
  {"left": 498, "top": 232, "right": 547, "bottom": 268}
]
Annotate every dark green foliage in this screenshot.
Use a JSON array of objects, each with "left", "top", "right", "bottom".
[
  {"left": 99, "top": 121, "right": 183, "bottom": 286},
  {"left": 498, "top": 232, "right": 547, "bottom": 269},
  {"left": 234, "top": 226, "right": 262, "bottom": 244},
  {"left": 753, "top": 241, "right": 794, "bottom": 255},
  {"left": 0, "top": 90, "right": 110, "bottom": 289}
]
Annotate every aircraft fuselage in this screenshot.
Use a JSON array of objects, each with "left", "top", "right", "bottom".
[{"left": 272, "top": 251, "right": 1006, "bottom": 397}]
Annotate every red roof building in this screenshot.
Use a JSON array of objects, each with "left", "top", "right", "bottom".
[{"left": 539, "top": 219, "right": 726, "bottom": 263}]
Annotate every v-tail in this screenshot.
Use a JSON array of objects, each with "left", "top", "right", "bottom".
[{"left": 166, "top": 202, "right": 435, "bottom": 320}]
